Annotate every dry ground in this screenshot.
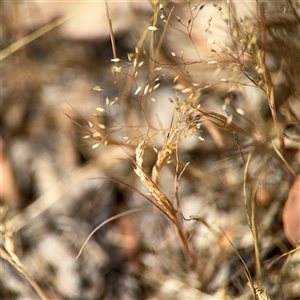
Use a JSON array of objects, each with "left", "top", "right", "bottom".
[{"left": 1, "top": 1, "right": 300, "bottom": 299}]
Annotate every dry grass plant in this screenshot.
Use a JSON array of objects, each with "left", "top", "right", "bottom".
[{"left": 1, "top": 0, "right": 300, "bottom": 299}]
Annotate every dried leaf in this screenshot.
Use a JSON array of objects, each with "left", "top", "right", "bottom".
[{"left": 283, "top": 176, "right": 300, "bottom": 246}]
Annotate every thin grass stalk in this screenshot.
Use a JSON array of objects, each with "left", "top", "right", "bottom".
[
  {"left": 156, "top": 6, "right": 175, "bottom": 62},
  {"left": 0, "top": 2, "right": 94, "bottom": 61},
  {"left": 243, "top": 150, "right": 253, "bottom": 229},
  {"left": 1, "top": 230, "right": 49, "bottom": 299},
  {"left": 105, "top": 0, "right": 123, "bottom": 94},
  {"left": 149, "top": 1, "right": 159, "bottom": 72},
  {"left": 256, "top": 1, "right": 283, "bottom": 149},
  {"left": 76, "top": 208, "right": 143, "bottom": 259},
  {"left": 250, "top": 178, "right": 263, "bottom": 284}
]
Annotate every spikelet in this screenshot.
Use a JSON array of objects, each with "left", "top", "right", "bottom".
[{"left": 134, "top": 141, "right": 177, "bottom": 222}]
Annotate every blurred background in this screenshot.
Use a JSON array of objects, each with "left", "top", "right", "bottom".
[{"left": 1, "top": 1, "right": 300, "bottom": 299}]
